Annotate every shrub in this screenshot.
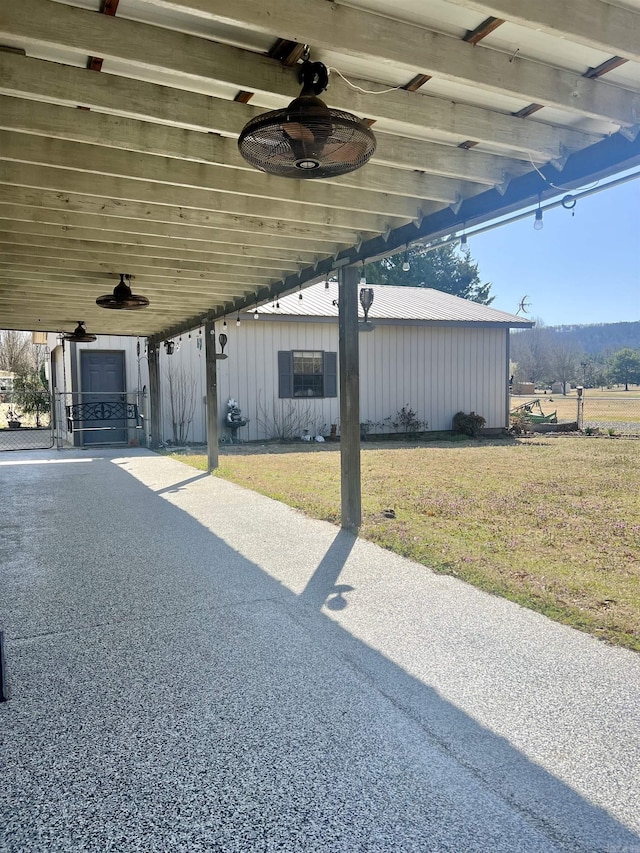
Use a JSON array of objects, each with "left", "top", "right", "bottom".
[
  {"left": 360, "top": 419, "right": 384, "bottom": 440},
  {"left": 256, "top": 393, "right": 314, "bottom": 441},
  {"left": 390, "top": 405, "right": 427, "bottom": 437},
  {"left": 452, "top": 410, "right": 486, "bottom": 437}
]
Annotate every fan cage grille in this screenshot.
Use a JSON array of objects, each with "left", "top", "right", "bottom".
[
  {"left": 96, "top": 294, "right": 150, "bottom": 310},
  {"left": 239, "top": 107, "right": 376, "bottom": 179}
]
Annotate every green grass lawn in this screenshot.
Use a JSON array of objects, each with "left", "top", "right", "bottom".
[{"left": 169, "top": 436, "right": 640, "bottom": 651}]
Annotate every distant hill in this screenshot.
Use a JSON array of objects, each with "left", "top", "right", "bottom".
[{"left": 512, "top": 321, "right": 640, "bottom": 357}]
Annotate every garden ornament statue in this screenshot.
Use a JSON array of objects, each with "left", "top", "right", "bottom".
[{"left": 226, "top": 398, "right": 249, "bottom": 443}]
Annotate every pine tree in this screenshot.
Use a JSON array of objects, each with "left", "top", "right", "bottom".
[{"left": 364, "top": 238, "right": 493, "bottom": 305}]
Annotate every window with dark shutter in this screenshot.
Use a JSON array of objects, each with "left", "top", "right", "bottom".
[{"left": 278, "top": 350, "right": 337, "bottom": 399}]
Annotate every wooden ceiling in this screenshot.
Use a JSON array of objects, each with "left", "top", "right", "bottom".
[{"left": 1, "top": 0, "right": 639, "bottom": 342}]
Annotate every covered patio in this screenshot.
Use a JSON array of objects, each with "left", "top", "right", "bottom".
[
  {"left": 2, "top": 0, "right": 640, "bottom": 525},
  {"left": 1, "top": 447, "right": 639, "bottom": 849},
  {"left": 1, "top": 3, "right": 640, "bottom": 845}
]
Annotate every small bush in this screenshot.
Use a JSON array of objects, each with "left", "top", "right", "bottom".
[
  {"left": 452, "top": 411, "right": 486, "bottom": 437},
  {"left": 389, "top": 405, "right": 427, "bottom": 438}
]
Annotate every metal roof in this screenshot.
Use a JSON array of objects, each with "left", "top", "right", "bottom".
[
  {"left": 254, "top": 281, "right": 532, "bottom": 326},
  {"left": 1, "top": 0, "right": 639, "bottom": 341}
]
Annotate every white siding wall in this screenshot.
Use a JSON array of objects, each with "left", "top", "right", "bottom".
[
  {"left": 214, "top": 320, "right": 508, "bottom": 440},
  {"left": 216, "top": 320, "right": 341, "bottom": 442},
  {"left": 158, "top": 333, "right": 207, "bottom": 445},
  {"left": 51, "top": 322, "right": 509, "bottom": 445},
  {"left": 359, "top": 325, "right": 508, "bottom": 431}
]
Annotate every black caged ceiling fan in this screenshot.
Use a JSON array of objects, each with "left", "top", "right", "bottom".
[
  {"left": 238, "top": 57, "right": 376, "bottom": 179},
  {"left": 62, "top": 321, "right": 97, "bottom": 343},
  {"left": 96, "top": 273, "right": 150, "bottom": 310}
]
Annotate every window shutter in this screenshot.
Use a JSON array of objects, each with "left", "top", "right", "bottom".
[
  {"left": 278, "top": 351, "right": 293, "bottom": 398},
  {"left": 324, "top": 351, "right": 337, "bottom": 398}
]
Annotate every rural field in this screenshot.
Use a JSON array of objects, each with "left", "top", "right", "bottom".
[
  {"left": 170, "top": 434, "right": 640, "bottom": 652},
  {"left": 511, "top": 387, "right": 640, "bottom": 429}
]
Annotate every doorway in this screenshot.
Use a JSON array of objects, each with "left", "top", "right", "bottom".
[{"left": 80, "top": 351, "right": 127, "bottom": 445}]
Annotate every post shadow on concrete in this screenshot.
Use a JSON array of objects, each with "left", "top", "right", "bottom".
[
  {"left": 154, "top": 470, "right": 210, "bottom": 495},
  {"left": 0, "top": 450, "right": 638, "bottom": 853},
  {"left": 298, "top": 528, "right": 357, "bottom": 609}
]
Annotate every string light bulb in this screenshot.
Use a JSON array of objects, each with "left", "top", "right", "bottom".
[
  {"left": 460, "top": 232, "right": 468, "bottom": 249},
  {"left": 298, "top": 284, "right": 303, "bottom": 300},
  {"left": 534, "top": 203, "right": 544, "bottom": 231},
  {"left": 253, "top": 303, "right": 259, "bottom": 320},
  {"left": 236, "top": 312, "right": 241, "bottom": 327},
  {"left": 359, "top": 261, "right": 367, "bottom": 286},
  {"left": 402, "top": 247, "right": 410, "bottom": 272},
  {"left": 222, "top": 316, "right": 227, "bottom": 331}
]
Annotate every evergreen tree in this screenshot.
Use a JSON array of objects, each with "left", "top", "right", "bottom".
[{"left": 364, "top": 238, "right": 493, "bottom": 305}]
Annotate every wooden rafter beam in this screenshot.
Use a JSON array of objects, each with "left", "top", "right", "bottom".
[
  {"left": 0, "top": 53, "right": 599, "bottom": 162},
  {"left": 0, "top": 268, "right": 257, "bottom": 293},
  {"left": 87, "top": 0, "right": 120, "bottom": 73},
  {"left": 0, "top": 131, "right": 429, "bottom": 219},
  {"left": 0, "top": 234, "right": 305, "bottom": 272},
  {"left": 0, "top": 200, "right": 349, "bottom": 251},
  {"left": 0, "top": 97, "right": 497, "bottom": 204},
  {"left": 0, "top": 186, "right": 364, "bottom": 245},
  {"left": 0, "top": 218, "right": 322, "bottom": 261},
  {"left": 444, "top": 0, "right": 640, "bottom": 65},
  {"left": 0, "top": 162, "right": 397, "bottom": 234},
  {"left": 3, "top": 0, "right": 635, "bottom": 131}
]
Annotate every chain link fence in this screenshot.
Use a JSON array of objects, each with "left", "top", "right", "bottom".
[
  {"left": 0, "top": 391, "right": 54, "bottom": 451},
  {"left": 583, "top": 395, "right": 640, "bottom": 435}
]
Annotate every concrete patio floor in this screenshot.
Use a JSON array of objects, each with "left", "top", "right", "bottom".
[{"left": 1, "top": 448, "right": 639, "bottom": 852}]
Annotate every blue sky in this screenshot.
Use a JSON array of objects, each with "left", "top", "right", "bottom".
[{"left": 466, "top": 174, "right": 640, "bottom": 327}]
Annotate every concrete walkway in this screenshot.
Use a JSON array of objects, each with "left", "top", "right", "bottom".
[{"left": 1, "top": 448, "right": 638, "bottom": 853}]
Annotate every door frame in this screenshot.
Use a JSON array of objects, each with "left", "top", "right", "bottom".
[{"left": 78, "top": 349, "right": 128, "bottom": 446}]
